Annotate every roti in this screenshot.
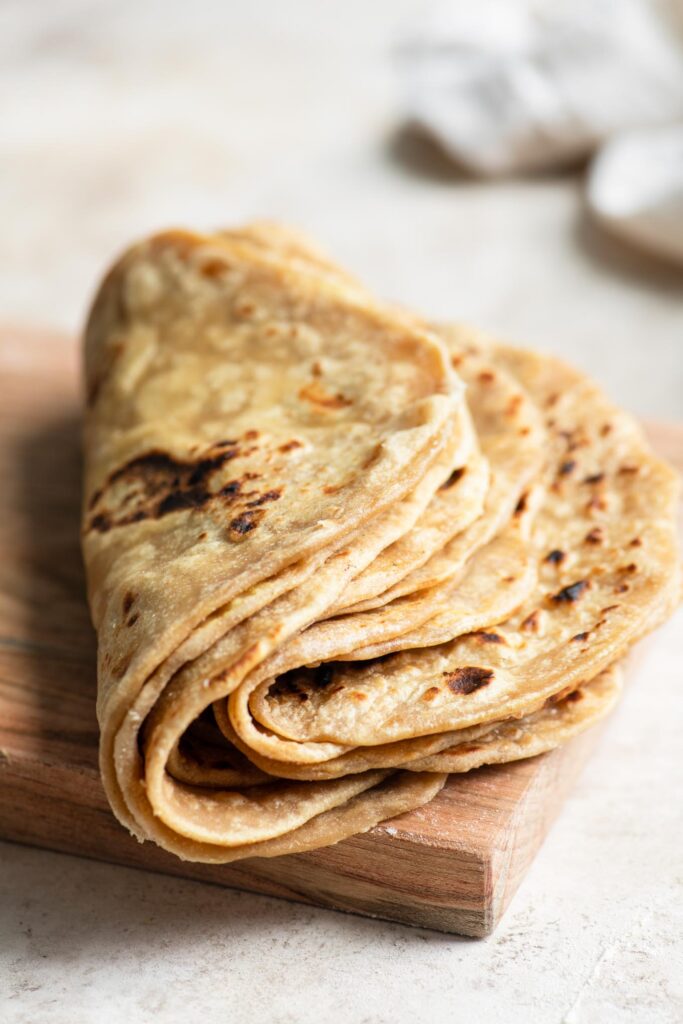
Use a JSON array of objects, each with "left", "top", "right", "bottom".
[
  {"left": 227, "top": 338, "right": 679, "bottom": 766},
  {"left": 83, "top": 224, "right": 679, "bottom": 865},
  {"left": 84, "top": 228, "right": 463, "bottom": 859}
]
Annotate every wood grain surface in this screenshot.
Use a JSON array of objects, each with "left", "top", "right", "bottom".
[{"left": 0, "top": 325, "right": 680, "bottom": 938}]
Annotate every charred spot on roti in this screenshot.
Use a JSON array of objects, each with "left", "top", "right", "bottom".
[
  {"left": 86, "top": 434, "right": 280, "bottom": 533},
  {"left": 88, "top": 486, "right": 104, "bottom": 511},
  {"left": 584, "top": 527, "right": 604, "bottom": 545},
  {"left": 571, "top": 631, "right": 590, "bottom": 643},
  {"left": 629, "top": 537, "right": 643, "bottom": 548},
  {"left": 156, "top": 489, "right": 209, "bottom": 516},
  {"left": 88, "top": 448, "right": 235, "bottom": 530},
  {"left": 478, "top": 370, "right": 495, "bottom": 384},
  {"left": 545, "top": 548, "right": 566, "bottom": 566},
  {"left": 269, "top": 658, "right": 388, "bottom": 704},
  {"left": 440, "top": 468, "right": 466, "bottom": 491},
  {"left": 466, "top": 630, "right": 506, "bottom": 645},
  {"left": 514, "top": 491, "right": 529, "bottom": 515},
  {"left": 279, "top": 440, "right": 303, "bottom": 453},
  {"left": 269, "top": 672, "right": 307, "bottom": 699},
  {"left": 87, "top": 509, "right": 107, "bottom": 530},
  {"left": 227, "top": 509, "right": 266, "bottom": 537},
  {"left": 520, "top": 610, "right": 542, "bottom": 633},
  {"left": 440, "top": 466, "right": 465, "bottom": 490},
  {"left": 583, "top": 472, "right": 605, "bottom": 485},
  {"left": 191, "top": 451, "right": 237, "bottom": 485},
  {"left": 558, "top": 459, "right": 576, "bottom": 477},
  {"left": 246, "top": 489, "right": 282, "bottom": 508},
  {"left": 551, "top": 579, "right": 590, "bottom": 604},
  {"left": 126, "top": 612, "right": 139, "bottom": 628},
  {"left": 444, "top": 667, "right": 494, "bottom": 695},
  {"left": 218, "top": 481, "right": 243, "bottom": 498}
]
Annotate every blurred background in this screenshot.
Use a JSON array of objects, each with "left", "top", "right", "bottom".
[{"left": 1, "top": 0, "right": 681, "bottom": 416}]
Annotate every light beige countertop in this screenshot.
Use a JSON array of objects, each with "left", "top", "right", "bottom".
[
  {"left": 1, "top": 2, "right": 682, "bottom": 1021},
  {"left": 2, "top": 0, "right": 681, "bottom": 418}
]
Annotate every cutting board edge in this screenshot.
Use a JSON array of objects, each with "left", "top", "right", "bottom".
[{"left": 0, "top": 717, "right": 611, "bottom": 938}]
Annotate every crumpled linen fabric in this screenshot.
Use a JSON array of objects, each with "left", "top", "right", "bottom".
[{"left": 398, "top": 0, "right": 683, "bottom": 264}]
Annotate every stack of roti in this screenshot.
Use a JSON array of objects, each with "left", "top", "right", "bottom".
[{"left": 82, "top": 225, "right": 680, "bottom": 863}]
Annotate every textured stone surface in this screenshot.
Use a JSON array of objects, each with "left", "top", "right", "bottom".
[{"left": 1, "top": 3, "right": 682, "bottom": 1020}]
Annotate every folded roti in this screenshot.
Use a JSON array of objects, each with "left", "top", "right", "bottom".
[
  {"left": 214, "top": 663, "right": 622, "bottom": 780},
  {"left": 228, "top": 223, "right": 544, "bottom": 615},
  {"left": 330, "top": 340, "right": 543, "bottom": 613},
  {"left": 83, "top": 225, "right": 678, "bottom": 865},
  {"left": 83, "top": 228, "right": 462, "bottom": 860},
  {"left": 405, "top": 663, "right": 623, "bottom": 773},
  {"left": 228, "top": 336, "right": 679, "bottom": 769}
]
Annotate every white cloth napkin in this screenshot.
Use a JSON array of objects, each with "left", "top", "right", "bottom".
[
  {"left": 398, "top": 0, "right": 683, "bottom": 264},
  {"left": 399, "top": 0, "right": 683, "bottom": 175},
  {"left": 587, "top": 124, "right": 683, "bottom": 265}
]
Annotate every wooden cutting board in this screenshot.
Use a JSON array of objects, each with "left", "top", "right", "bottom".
[{"left": 0, "top": 325, "right": 680, "bottom": 938}]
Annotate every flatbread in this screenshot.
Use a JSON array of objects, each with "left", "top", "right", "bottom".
[
  {"left": 84, "top": 228, "right": 463, "bottom": 858},
  {"left": 234, "top": 339, "right": 679, "bottom": 760},
  {"left": 215, "top": 663, "right": 621, "bottom": 780},
  {"left": 227, "top": 224, "right": 545, "bottom": 616},
  {"left": 337, "top": 340, "right": 544, "bottom": 613},
  {"left": 222, "top": 223, "right": 498, "bottom": 614},
  {"left": 405, "top": 663, "right": 622, "bottom": 772},
  {"left": 84, "top": 226, "right": 678, "bottom": 865},
  {"left": 223, "top": 505, "right": 540, "bottom": 769}
]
